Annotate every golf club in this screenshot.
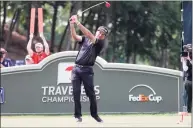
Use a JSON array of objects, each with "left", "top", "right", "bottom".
[
  {"left": 77, "top": 1, "right": 110, "bottom": 17},
  {"left": 70, "top": 1, "right": 110, "bottom": 21}
]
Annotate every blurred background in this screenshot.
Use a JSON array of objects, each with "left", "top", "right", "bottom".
[{"left": 0, "top": 1, "right": 183, "bottom": 69}]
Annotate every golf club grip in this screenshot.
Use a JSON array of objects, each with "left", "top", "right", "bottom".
[{"left": 69, "top": 14, "right": 78, "bottom": 22}]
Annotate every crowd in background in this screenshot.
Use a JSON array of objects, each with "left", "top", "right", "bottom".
[{"left": 0, "top": 33, "right": 50, "bottom": 68}]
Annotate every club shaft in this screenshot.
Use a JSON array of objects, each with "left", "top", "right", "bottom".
[{"left": 81, "top": 1, "right": 105, "bottom": 13}]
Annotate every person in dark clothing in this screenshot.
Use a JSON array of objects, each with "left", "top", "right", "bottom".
[
  {"left": 0, "top": 48, "right": 14, "bottom": 68},
  {"left": 181, "top": 47, "right": 192, "bottom": 113},
  {"left": 69, "top": 15, "right": 108, "bottom": 123}
]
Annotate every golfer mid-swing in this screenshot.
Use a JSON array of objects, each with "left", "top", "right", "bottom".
[{"left": 69, "top": 15, "right": 108, "bottom": 123}]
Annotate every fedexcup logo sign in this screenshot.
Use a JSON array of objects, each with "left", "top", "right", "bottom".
[
  {"left": 41, "top": 62, "right": 100, "bottom": 103},
  {"left": 128, "top": 84, "right": 163, "bottom": 103}
]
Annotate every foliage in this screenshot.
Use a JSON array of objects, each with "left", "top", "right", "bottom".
[{"left": 1, "top": 1, "right": 182, "bottom": 70}]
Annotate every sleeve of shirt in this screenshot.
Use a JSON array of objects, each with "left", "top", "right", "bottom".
[
  {"left": 78, "top": 36, "right": 85, "bottom": 45},
  {"left": 95, "top": 39, "right": 104, "bottom": 55},
  {"left": 95, "top": 39, "right": 104, "bottom": 48}
]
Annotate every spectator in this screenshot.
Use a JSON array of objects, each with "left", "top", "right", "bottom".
[
  {"left": 0, "top": 48, "right": 14, "bottom": 68},
  {"left": 25, "top": 55, "right": 34, "bottom": 65},
  {"left": 181, "top": 44, "right": 192, "bottom": 113},
  {"left": 27, "top": 33, "right": 50, "bottom": 64}
]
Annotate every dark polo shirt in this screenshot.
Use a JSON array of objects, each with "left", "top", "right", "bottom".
[{"left": 75, "top": 36, "right": 104, "bottom": 66}]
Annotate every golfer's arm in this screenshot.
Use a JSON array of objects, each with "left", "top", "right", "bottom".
[
  {"left": 76, "top": 21, "right": 96, "bottom": 44},
  {"left": 70, "top": 23, "right": 82, "bottom": 42},
  {"left": 26, "top": 38, "right": 33, "bottom": 56}
]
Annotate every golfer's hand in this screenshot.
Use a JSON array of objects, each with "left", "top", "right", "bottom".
[
  {"left": 69, "top": 16, "right": 75, "bottom": 24},
  {"left": 70, "top": 20, "right": 75, "bottom": 24},
  {"left": 70, "top": 15, "right": 78, "bottom": 23}
]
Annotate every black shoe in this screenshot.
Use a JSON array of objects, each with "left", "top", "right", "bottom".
[
  {"left": 92, "top": 116, "right": 103, "bottom": 123},
  {"left": 75, "top": 117, "right": 82, "bottom": 122}
]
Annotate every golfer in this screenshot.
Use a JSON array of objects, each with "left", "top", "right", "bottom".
[{"left": 69, "top": 15, "right": 108, "bottom": 123}]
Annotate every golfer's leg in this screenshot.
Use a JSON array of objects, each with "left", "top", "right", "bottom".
[
  {"left": 71, "top": 68, "right": 82, "bottom": 118},
  {"left": 81, "top": 70, "right": 98, "bottom": 117}
]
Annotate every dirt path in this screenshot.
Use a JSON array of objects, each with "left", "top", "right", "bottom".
[{"left": 1, "top": 114, "right": 191, "bottom": 127}]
